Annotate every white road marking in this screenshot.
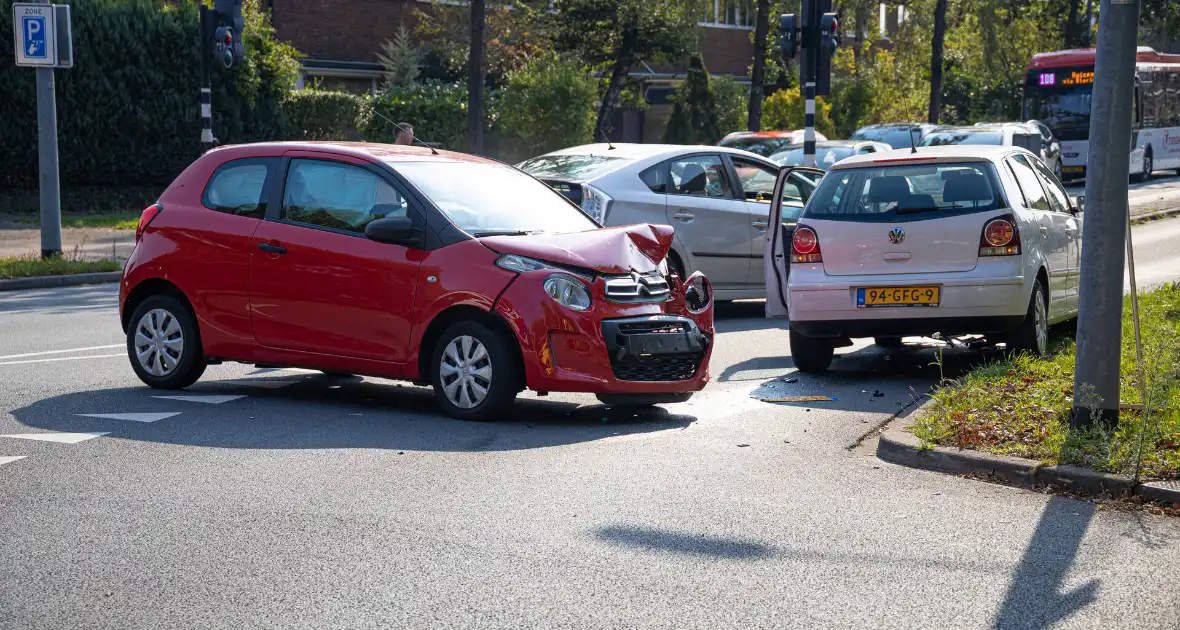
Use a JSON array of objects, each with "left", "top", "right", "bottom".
[
  {"left": 151, "top": 395, "right": 245, "bottom": 405},
  {"left": 1, "top": 432, "right": 108, "bottom": 444},
  {"left": 0, "top": 456, "right": 27, "bottom": 467},
  {"left": 220, "top": 379, "right": 299, "bottom": 389},
  {"left": 1, "top": 302, "right": 119, "bottom": 315},
  {"left": 0, "top": 354, "right": 123, "bottom": 367},
  {"left": 0, "top": 344, "right": 123, "bottom": 361},
  {"left": 77, "top": 412, "right": 181, "bottom": 423}
]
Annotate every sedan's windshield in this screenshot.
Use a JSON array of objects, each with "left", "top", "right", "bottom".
[
  {"left": 803, "top": 162, "right": 1002, "bottom": 222},
  {"left": 516, "top": 154, "right": 631, "bottom": 181},
  {"left": 394, "top": 162, "right": 599, "bottom": 235},
  {"left": 771, "top": 146, "right": 856, "bottom": 167},
  {"left": 717, "top": 136, "right": 798, "bottom": 157}
]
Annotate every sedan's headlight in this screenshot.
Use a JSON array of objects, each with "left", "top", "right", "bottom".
[
  {"left": 495, "top": 254, "right": 552, "bottom": 273},
  {"left": 543, "top": 273, "right": 592, "bottom": 311},
  {"left": 580, "top": 184, "right": 613, "bottom": 223}
]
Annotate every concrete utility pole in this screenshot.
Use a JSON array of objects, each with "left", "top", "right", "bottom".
[
  {"left": 1071, "top": 0, "right": 1141, "bottom": 430},
  {"left": 35, "top": 0, "right": 62, "bottom": 258}
]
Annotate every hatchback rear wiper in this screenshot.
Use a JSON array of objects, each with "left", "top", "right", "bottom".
[
  {"left": 473, "top": 230, "right": 536, "bottom": 237},
  {"left": 895, "top": 206, "right": 943, "bottom": 215}
]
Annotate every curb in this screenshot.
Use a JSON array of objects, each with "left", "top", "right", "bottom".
[
  {"left": 1130, "top": 206, "right": 1180, "bottom": 225},
  {"left": 876, "top": 401, "right": 1180, "bottom": 504},
  {"left": 0, "top": 271, "right": 122, "bottom": 292}
]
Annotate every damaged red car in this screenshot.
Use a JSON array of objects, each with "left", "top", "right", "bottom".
[{"left": 120, "top": 142, "right": 715, "bottom": 420}]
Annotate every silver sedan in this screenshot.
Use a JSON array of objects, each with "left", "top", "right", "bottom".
[{"left": 518, "top": 144, "right": 821, "bottom": 301}]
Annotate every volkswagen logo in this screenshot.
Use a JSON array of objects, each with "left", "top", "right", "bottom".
[{"left": 888, "top": 227, "right": 905, "bottom": 244}]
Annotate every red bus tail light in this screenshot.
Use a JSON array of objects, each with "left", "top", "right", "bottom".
[
  {"left": 979, "top": 215, "right": 1021, "bottom": 256},
  {"left": 791, "top": 225, "right": 823, "bottom": 263},
  {"left": 136, "top": 204, "right": 163, "bottom": 242}
]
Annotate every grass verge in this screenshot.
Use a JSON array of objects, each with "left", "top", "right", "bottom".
[
  {"left": 13, "top": 213, "right": 139, "bottom": 230},
  {"left": 911, "top": 283, "right": 1180, "bottom": 480},
  {"left": 0, "top": 254, "right": 121, "bottom": 279}
]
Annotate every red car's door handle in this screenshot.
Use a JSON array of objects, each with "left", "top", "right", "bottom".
[{"left": 257, "top": 242, "right": 287, "bottom": 255}]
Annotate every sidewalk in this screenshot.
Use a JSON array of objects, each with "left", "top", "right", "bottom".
[{"left": 0, "top": 220, "right": 134, "bottom": 261}]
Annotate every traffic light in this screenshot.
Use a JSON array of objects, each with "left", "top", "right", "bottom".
[
  {"left": 779, "top": 14, "right": 798, "bottom": 60},
  {"left": 211, "top": 0, "right": 245, "bottom": 70},
  {"left": 214, "top": 26, "right": 235, "bottom": 69},
  {"left": 815, "top": 11, "right": 840, "bottom": 95}
]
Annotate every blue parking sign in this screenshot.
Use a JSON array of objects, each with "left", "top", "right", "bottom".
[{"left": 22, "top": 15, "right": 47, "bottom": 59}]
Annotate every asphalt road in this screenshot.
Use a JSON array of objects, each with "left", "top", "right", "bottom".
[{"left": 3, "top": 219, "right": 1180, "bottom": 629}]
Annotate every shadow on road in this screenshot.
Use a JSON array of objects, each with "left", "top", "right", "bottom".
[
  {"left": 10, "top": 373, "right": 698, "bottom": 453},
  {"left": 992, "top": 496, "right": 1099, "bottom": 630},
  {"left": 595, "top": 525, "right": 775, "bottom": 560}
]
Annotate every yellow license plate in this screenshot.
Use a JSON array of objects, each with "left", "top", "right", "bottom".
[
  {"left": 1064, "top": 166, "right": 1085, "bottom": 173},
  {"left": 857, "top": 286, "right": 940, "bottom": 308}
]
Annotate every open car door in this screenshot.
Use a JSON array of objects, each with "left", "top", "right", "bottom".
[{"left": 764, "top": 166, "right": 824, "bottom": 319}]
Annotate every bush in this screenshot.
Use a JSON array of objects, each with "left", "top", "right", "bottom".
[
  {"left": 284, "top": 90, "right": 365, "bottom": 141},
  {"left": 497, "top": 54, "right": 597, "bottom": 159},
  {"left": 712, "top": 77, "right": 748, "bottom": 139},
  {"left": 0, "top": 0, "right": 300, "bottom": 190},
  {"left": 761, "top": 88, "right": 835, "bottom": 137},
  {"left": 359, "top": 82, "right": 472, "bottom": 150}
]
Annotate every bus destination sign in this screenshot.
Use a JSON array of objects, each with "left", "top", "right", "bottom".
[{"left": 1036, "top": 69, "right": 1095, "bottom": 87}]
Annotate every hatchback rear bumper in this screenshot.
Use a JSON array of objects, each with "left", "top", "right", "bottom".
[{"left": 791, "top": 315, "right": 1026, "bottom": 338}]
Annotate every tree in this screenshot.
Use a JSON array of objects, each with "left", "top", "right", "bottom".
[
  {"left": 468, "top": 0, "right": 486, "bottom": 153},
  {"left": 928, "top": 0, "right": 948, "bottom": 124},
  {"left": 498, "top": 54, "right": 598, "bottom": 158},
  {"left": 413, "top": 1, "right": 550, "bottom": 86},
  {"left": 747, "top": 0, "right": 770, "bottom": 131},
  {"left": 554, "top": 0, "right": 699, "bottom": 140},
  {"left": 377, "top": 23, "right": 421, "bottom": 89},
  {"left": 662, "top": 56, "right": 720, "bottom": 144}
]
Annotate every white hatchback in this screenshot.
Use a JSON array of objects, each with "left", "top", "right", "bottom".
[{"left": 764, "top": 145, "right": 1083, "bottom": 372}]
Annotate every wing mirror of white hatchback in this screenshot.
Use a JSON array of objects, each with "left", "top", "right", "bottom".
[{"left": 1071, "top": 195, "right": 1084, "bottom": 215}]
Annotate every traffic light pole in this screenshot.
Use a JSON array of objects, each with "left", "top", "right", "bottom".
[
  {"left": 199, "top": 5, "right": 214, "bottom": 150},
  {"left": 803, "top": 81, "right": 817, "bottom": 168},
  {"left": 1071, "top": 0, "right": 1141, "bottom": 430}
]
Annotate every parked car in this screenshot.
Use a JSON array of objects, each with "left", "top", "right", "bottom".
[
  {"left": 121, "top": 142, "right": 716, "bottom": 420},
  {"left": 717, "top": 130, "right": 829, "bottom": 158},
  {"left": 518, "top": 143, "right": 821, "bottom": 301},
  {"left": 764, "top": 145, "right": 1083, "bottom": 372},
  {"left": 768, "top": 140, "right": 893, "bottom": 168},
  {"left": 849, "top": 123, "right": 938, "bottom": 149},
  {"left": 920, "top": 123, "right": 1065, "bottom": 181}
]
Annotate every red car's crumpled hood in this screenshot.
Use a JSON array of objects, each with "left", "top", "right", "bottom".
[{"left": 477, "top": 224, "right": 674, "bottom": 275}]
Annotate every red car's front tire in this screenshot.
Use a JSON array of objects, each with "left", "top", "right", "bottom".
[{"left": 430, "top": 320, "right": 522, "bottom": 421}]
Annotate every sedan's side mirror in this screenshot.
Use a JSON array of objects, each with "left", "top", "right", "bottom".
[
  {"left": 1071, "top": 195, "right": 1085, "bottom": 215},
  {"left": 365, "top": 216, "right": 420, "bottom": 247}
]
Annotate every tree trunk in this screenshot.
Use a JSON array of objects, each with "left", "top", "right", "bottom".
[
  {"left": 1065, "top": 0, "right": 1082, "bottom": 47},
  {"left": 928, "top": 0, "right": 948, "bottom": 125},
  {"left": 467, "top": 0, "right": 486, "bottom": 154},
  {"left": 1086, "top": 0, "right": 1094, "bottom": 46},
  {"left": 747, "top": 0, "right": 770, "bottom": 131}
]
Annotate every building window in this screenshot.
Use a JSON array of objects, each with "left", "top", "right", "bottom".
[{"left": 701, "top": 0, "right": 755, "bottom": 29}]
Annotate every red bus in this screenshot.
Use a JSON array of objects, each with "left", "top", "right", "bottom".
[{"left": 1023, "top": 47, "right": 1180, "bottom": 181}]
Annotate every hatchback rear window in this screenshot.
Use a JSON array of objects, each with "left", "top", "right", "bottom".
[
  {"left": 517, "top": 154, "right": 631, "bottom": 181},
  {"left": 802, "top": 162, "right": 1004, "bottom": 223}
]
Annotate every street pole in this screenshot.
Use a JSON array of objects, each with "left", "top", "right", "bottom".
[
  {"left": 801, "top": 0, "right": 817, "bottom": 167},
  {"left": 35, "top": 0, "right": 61, "bottom": 259},
  {"left": 199, "top": 6, "right": 215, "bottom": 150},
  {"left": 1071, "top": 0, "right": 1141, "bottom": 430}
]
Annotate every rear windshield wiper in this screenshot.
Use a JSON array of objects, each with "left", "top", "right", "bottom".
[
  {"left": 473, "top": 230, "right": 536, "bottom": 237},
  {"left": 895, "top": 206, "right": 944, "bottom": 215}
]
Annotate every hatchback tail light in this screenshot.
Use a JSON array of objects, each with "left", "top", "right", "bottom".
[
  {"left": 136, "top": 204, "right": 163, "bottom": 242},
  {"left": 979, "top": 215, "right": 1021, "bottom": 256},
  {"left": 791, "top": 225, "right": 823, "bottom": 263}
]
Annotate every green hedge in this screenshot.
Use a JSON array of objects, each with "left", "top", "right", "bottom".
[
  {"left": 0, "top": 0, "right": 300, "bottom": 190},
  {"left": 284, "top": 90, "right": 365, "bottom": 141},
  {"left": 359, "top": 82, "right": 474, "bottom": 151},
  {"left": 496, "top": 54, "right": 596, "bottom": 160}
]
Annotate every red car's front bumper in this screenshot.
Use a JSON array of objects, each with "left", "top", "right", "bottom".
[{"left": 494, "top": 272, "right": 714, "bottom": 395}]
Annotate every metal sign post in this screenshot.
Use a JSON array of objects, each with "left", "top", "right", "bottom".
[{"left": 13, "top": 1, "right": 72, "bottom": 259}]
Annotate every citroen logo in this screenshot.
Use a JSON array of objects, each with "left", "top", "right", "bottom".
[{"left": 888, "top": 227, "right": 905, "bottom": 244}]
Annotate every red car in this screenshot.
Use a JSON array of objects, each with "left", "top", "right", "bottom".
[{"left": 120, "top": 142, "right": 715, "bottom": 420}]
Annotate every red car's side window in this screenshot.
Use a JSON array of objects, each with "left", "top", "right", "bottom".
[
  {"left": 201, "top": 158, "right": 277, "bottom": 219},
  {"left": 280, "top": 159, "right": 408, "bottom": 235}
]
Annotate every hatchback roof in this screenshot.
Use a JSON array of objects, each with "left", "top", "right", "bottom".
[
  {"left": 540, "top": 143, "right": 768, "bottom": 162},
  {"left": 827, "top": 144, "right": 1021, "bottom": 169},
  {"left": 206, "top": 141, "right": 499, "bottom": 165}
]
